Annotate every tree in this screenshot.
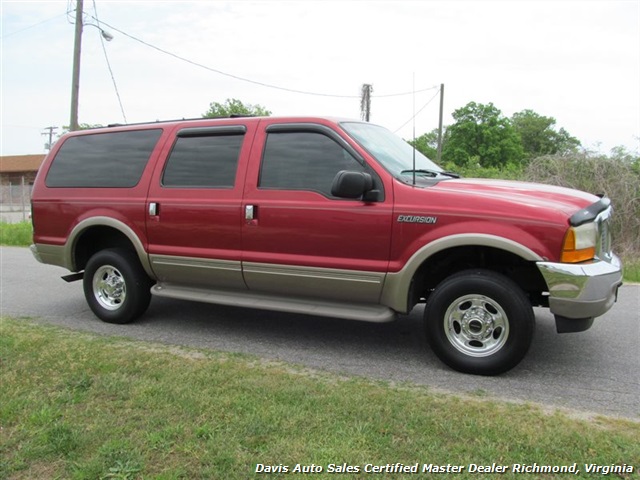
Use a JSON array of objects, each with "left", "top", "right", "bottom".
[
  {"left": 407, "top": 128, "right": 440, "bottom": 160},
  {"left": 442, "top": 102, "right": 524, "bottom": 168},
  {"left": 511, "top": 109, "right": 580, "bottom": 159},
  {"left": 56, "top": 123, "right": 104, "bottom": 140},
  {"left": 202, "top": 98, "right": 271, "bottom": 118}
]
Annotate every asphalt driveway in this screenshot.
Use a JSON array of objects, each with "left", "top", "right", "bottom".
[{"left": 2, "top": 246, "right": 638, "bottom": 420}]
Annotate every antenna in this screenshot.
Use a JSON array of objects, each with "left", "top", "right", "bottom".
[
  {"left": 412, "top": 73, "right": 416, "bottom": 185},
  {"left": 437, "top": 83, "right": 444, "bottom": 163}
]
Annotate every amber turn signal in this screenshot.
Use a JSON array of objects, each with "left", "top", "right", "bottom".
[{"left": 560, "top": 226, "right": 596, "bottom": 263}]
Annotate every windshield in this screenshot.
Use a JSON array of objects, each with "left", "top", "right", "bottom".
[{"left": 341, "top": 122, "right": 444, "bottom": 178}]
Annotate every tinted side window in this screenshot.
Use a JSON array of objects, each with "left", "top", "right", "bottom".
[
  {"left": 259, "top": 132, "right": 364, "bottom": 197},
  {"left": 46, "top": 129, "right": 162, "bottom": 188},
  {"left": 162, "top": 134, "right": 243, "bottom": 188}
]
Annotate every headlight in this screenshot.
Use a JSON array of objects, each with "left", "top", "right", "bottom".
[{"left": 561, "top": 222, "right": 597, "bottom": 263}]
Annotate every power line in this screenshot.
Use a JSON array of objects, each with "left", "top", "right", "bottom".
[
  {"left": 4, "top": 8, "right": 439, "bottom": 101},
  {"left": 86, "top": 15, "right": 439, "bottom": 100},
  {"left": 1, "top": 8, "right": 440, "bottom": 104},
  {"left": 92, "top": 1, "right": 127, "bottom": 123},
  {"left": 374, "top": 85, "right": 439, "bottom": 98},
  {"left": 1, "top": 13, "right": 67, "bottom": 39},
  {"left": 41, "top": 126, "right": 58, "bottom": 150},
  {"left": 66, "top": 0, "right": 76, "bottom": 24},
  {"left": 393, "top": 88, "right": 441, "bottom": 133}
]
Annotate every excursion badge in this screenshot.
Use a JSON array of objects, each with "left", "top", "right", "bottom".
[{"left": 397, "top": 215, "right": 438, "bottom": 224}]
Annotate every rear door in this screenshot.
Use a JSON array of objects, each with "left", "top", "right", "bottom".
[
  {"left": 146, "top": 122, "right": 255, "bottom": 290},
  {"left": 241, "top": 119, "right": 393, "bottom": 304}
]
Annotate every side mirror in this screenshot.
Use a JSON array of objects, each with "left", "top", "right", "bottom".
[{"left": 331, "top": 170, "right": 376, "bottom": 199}]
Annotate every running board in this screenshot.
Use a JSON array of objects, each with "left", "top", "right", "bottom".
[
  {"left": 62, "top": 272, "right": 84, "bottom": 283},
  {"left": 151, "top": 283, "right": 396, "bottom": 323}
]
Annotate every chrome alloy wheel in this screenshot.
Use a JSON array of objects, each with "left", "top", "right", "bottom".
[
  {"left": 92, "top": 265, "right": 127, "bottom": 311},
  {"left": 443, "top": 294, "right": 510, "bottom": 357}
]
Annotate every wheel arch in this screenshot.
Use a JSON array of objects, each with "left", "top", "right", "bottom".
[
  {"left": 381, "top": 234, "right": 546, "bottom": 313},
  {"left": 65, "top": 217, "right": 154, "bottom": 278}
]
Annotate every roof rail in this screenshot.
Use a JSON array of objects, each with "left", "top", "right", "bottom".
[{"left": 106, "top": 115, "right": 260, "bottom": 128}]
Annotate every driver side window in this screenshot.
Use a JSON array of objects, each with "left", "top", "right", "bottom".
[{"left": 259, "top": 131, "right": 365, "bottom": 198}]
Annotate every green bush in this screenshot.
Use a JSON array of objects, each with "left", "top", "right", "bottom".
[
  {"left": 524, "top": 153, "right": 640, "bottom": 261},
  {"left": 0, "top": 221, "right": 33, "bottom": 246},
  {"left": 443, "top": 158, "right": 524, "bottom": 180}
]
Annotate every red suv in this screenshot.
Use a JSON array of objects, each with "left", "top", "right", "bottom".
[{"left": 30, "top": 116, "right": 623, "bottom": 375}]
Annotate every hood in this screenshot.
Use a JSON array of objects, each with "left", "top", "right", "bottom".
[{"left": 429, "top": 178, "right": 600, "bottom": 218}]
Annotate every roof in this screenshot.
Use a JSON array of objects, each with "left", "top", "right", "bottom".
[
  {"left": 70, "top": 115, "right": 361, "bottom": 135},
  {"left": 0, "top": 154, "right": 45, "bottom": 174}
]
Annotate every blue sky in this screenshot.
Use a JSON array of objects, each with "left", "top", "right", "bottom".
[{"left": 1, "top": 0, "right": 639, "bottom": 156}]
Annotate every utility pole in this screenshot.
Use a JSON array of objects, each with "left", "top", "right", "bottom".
[
  {"left": 41, "top": 126, "right": 58, "bottom": 150},
  {"left": 70, "top": 0, "right": 84, "bottom": 132},
  {"left": 360, "top": 84, "right": 373, "bottom": 122},
  {"left": 436, "top": 83, "right": 444, "bottom": 163}
]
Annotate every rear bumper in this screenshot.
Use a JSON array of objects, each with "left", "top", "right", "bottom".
[
  {"left": 30, "top": 243, "right": 68, "bottom": 269},
  {"left": 537, "top": 255, "right": 623, "bottom": 329},
  {"left": 30, "top": 244, "right": 43, "bottom": 263}
]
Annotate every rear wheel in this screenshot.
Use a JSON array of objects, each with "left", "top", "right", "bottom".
[
  {"left": 83, "top": 248, "right": 152, "bottom": 324},
  {"left": 425, "top": 269, "right": 534, "bottom": 375}
]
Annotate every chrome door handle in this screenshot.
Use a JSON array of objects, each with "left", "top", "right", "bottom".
[
  {"left": 245, "top": 205, "right": 254, "bottom": 221},
  {"left": 149, "top": 202, "right": 158, "bottom": 216}
]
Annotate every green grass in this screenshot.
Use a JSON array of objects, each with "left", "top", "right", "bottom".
[
  {"left": 623, "top": 259, "right": 640, "bottom": 283},
  {"left": 1, "top": 318, "right": 638, "bottom": 480},
  {"left": 0, "top": 221, "right": 32, "bottom": 246}
]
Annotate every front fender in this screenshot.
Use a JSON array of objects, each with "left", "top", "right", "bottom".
[{"left": 380, "top": 233, "right": 543, "bottom": 313}]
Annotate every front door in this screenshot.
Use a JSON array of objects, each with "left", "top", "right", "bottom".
[{"left": 241, "top": 120, "right": 393, "bottom": 304}]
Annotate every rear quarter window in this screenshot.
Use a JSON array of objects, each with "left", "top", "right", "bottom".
[
  {"left": 162, "top": 133, "right": 244, "bottom": 188},
  {"left": 45, "top": 129, "right": 162, "bottom": 187}
]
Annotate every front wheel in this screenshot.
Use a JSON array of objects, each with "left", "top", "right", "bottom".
[
  {"left": 83, "top": 248, "right": 152, "bottom": 324},
  {"left": 424, "top": 270, "right": 535, "bottom": 375}
]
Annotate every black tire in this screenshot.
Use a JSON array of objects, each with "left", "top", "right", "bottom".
[
  {"left": 83, "top": 248, "right": 153, "bottom": 324},
  {"left": 424, "top": 269, "right": 535, "bottom": 376}
]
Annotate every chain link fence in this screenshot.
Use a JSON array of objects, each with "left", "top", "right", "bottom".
[{"left": 1, "top": 177, "right": 32, "bottom": 223}]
